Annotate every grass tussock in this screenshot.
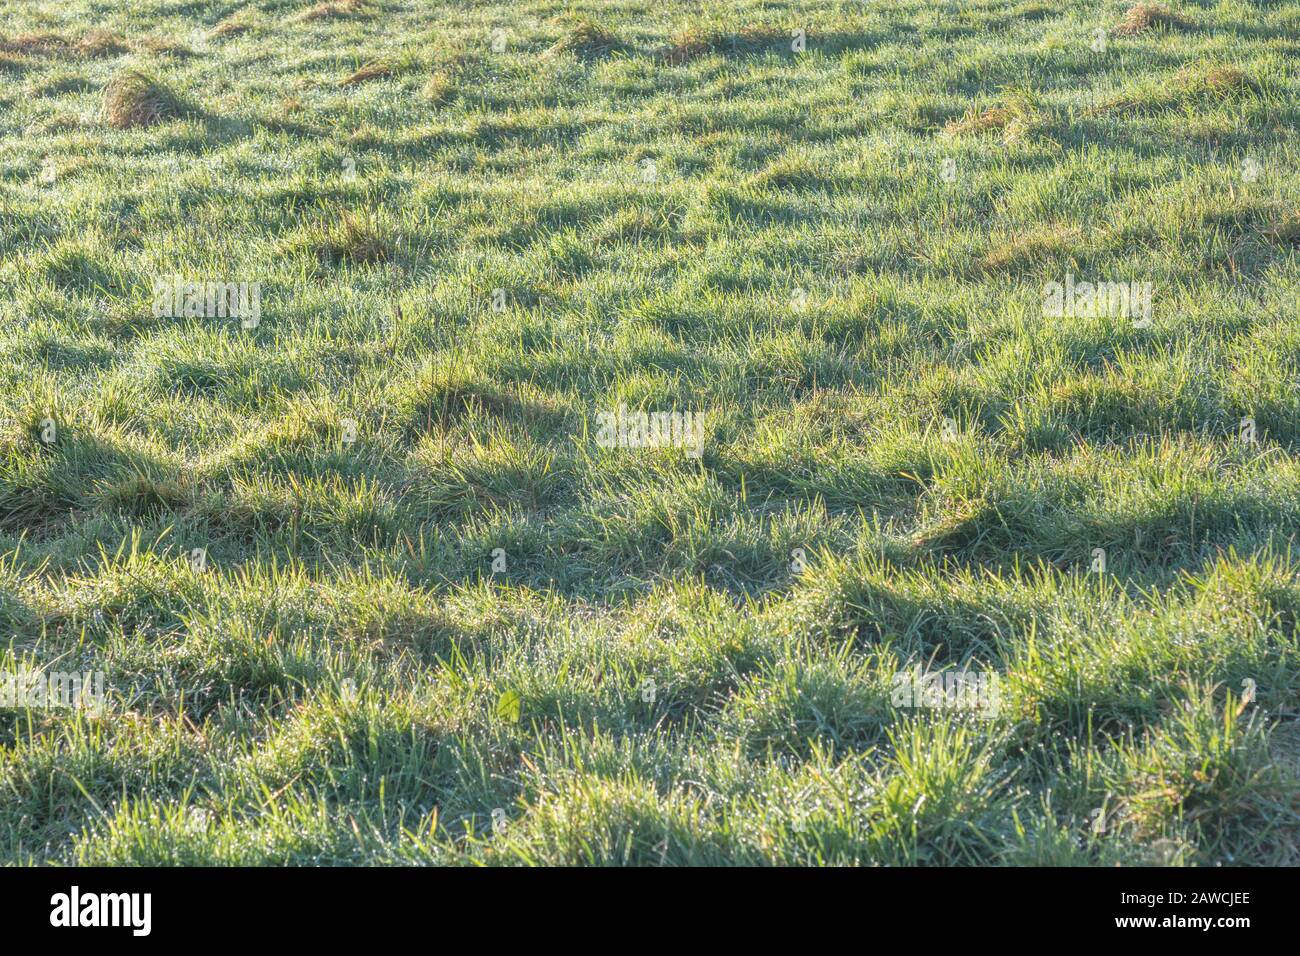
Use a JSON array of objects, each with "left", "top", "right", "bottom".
[
  {"left": 210, "top": 9, "right": 262, "bottom": 38},
  {"left": 341, "top": 59, "right": 394, "bottom": 86},
  {"left": 299, "top": 210, "right": 392, "bottom": 265},
  {"left": 662, "top": 25, "right": 787, "bottom": 64},
  {"left": 979, "top": 225, "right": 1082, "bottom": 273},
  {"left": 943, "top": 94, "right": 1042, "bottom": 143},
  {"left": 546, "top": 16, "right": 626, "bottom": 60},
  {"left": 1263, "top": 212, "right": 1300, "bottom": 246},
  {"left": 77, "top": 29, "right": 129, "bottom": 58},
  {"left": 423, "top": 70, "right": 455, "bottom": 103},
  {"left": 1091, "top": 63, "right": 1259, "bottom": 115},
  {"left": 1114, "top": 3, "right": 1191, "bottom": 35},
  {"left": 423, "top": 49, "right": 475, "bottom": 102},
  {"left": 0, "top": 32, "right": 70, "bottom": 56},
  {"left": 298, "top": 0, "right": 371, "bottom": 21},
  {"left": 134, "top": 35, "right": 193, "bottom": 57},
  {"left": 1181, "top": 64, "right": 1258, "bottom": 96},
  {"left": 103, "top": 69, "right": 190, "bottom": 129}
]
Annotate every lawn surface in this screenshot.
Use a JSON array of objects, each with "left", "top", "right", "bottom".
[{"left": 1, "top": 0, "right": 1298, "bottom": 864}]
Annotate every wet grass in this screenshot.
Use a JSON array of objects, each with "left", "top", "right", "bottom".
[{"left": 0, "top": 0, "right": 1297, "bottom": 866}]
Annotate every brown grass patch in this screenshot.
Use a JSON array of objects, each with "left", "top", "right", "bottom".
[
  {"left": 944, "top": 107, "right": 1012, "bottom": 137},
  {"left": 134, "top": 35, "right": 193, "bottom": 56},
  {"left": 103, "top": 69, "right": 190, "bottom": 129},
  {"left": 943, "top": 96, "right": 1041, "bottom": 143},
  {"left": 1188, "top": 65, "right": 1256, "bottom": 94},
  {"left": 304, "top": 211, "right": 392, "bottom": 266},
  {"left": 298, "top": 0, "right": 370, "bottom": 21},
  {"left": 1263, "top": 213, "right": 1300, "bottom": 246},
  {"left": 210, "top": 9, "right": 261, "bottom": 38},
  {"left": 1114, "top": 3, "right": 1190, "bottom": 35},
  {"left": 978, "top": 225, "right": 1081, "bottom": 273},
  {"left": 0, "top": 32, "right": 71, "bottom": 56},
  {"left": 77, "top": 29, "right": 129, "bottom": 58},
  {"left": 546, "top": 16, "right": 626, "bottom": 60},
  {"left": 662, "top": 25, "right": 786, "bottom": 65},
  {"left": 1, "top": 29, "right": 129, "bottom": 60},
  {"left": 341, "top": 60, "right": 393, "bottom": 86}
]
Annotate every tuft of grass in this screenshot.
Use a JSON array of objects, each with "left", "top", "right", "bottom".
[
  {"left": 210, "top": 9, "right": 262, "bottom": 38},
  {"left": 134, "top": 35, "right": 193, "bottom": 57},
  {"left": 98, "top": 472, "right": 192, "bottom": 517},
  {"left": 298, "top": 0, "right": 371, "bottom": 21},
  {"left": 944, "top": 106, "right": 1012, "bottom": 137},
  {"left": 1263, "top": 212, "right": 1300, "bottom": 246},
  {"left": 0, "top": 31, "right": 70, "bottom": 58},
  {"left": 978, "top": 225, "right": 1081, "bottom": 273},
  {"left": 1114, "top": 3, "right": 1191, "bottom": 35},
  {"left": 299, "top": 210, "right": 392, "bottom": 265},
  {"left": 423, "top": 49, "right": 475, "bottom": 103},
  {"left": 1092, "top": 63, "right": 1259, "bottom": 114},
  {"left": 341, "top": 59, "right": 394, "bottom": 86},
  {"left": 943, "top": 93, "right": 1042, "bottom": 143},
  {"left": 76, "top": 29, "right": 129, "bottom": 58},
  {"left": 1183, "top": 64, "right": 1257, "bottom": 95},
  {"left": 546, "top": 16, "right": 626, "bottom": 61},
  {"left": 103, "top": 68, "right": 190, "bottom": 129},
  {"left": 662, "top": 25, "right": 786, "bottom": 64},
  {"left": 423, "top": 70, "right": 455, "bottom": 103}
]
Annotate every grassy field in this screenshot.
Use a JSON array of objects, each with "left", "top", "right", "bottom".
[{"left": 0, "top": 0, "right": 1297, "bottom": 866}]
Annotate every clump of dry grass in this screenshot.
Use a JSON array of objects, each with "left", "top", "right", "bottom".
[
  {"left": 979, "top": 225, "right": 1082, "bottom": 273},
  {"left": 2, "top": 28, "right": 129, "bottom": 60},
  {"left": 1114, "top": 3, "right": 1190, "bottom": 35},
  {"left": 1089, "top": 64, "right": 1257, "bottom": 115},
  {"left": 298, "top": 0, "right": 370, "bottom": 22},
  {"left": 134, "top": 35, "right": 193, "bottom": 56},
  {"left": 341, "top": 59, "right": 393, "bottom": 86},
  {"left": 943, "top": 94, "right": 1042, "bottom": 143},
  {"left": 301, "top": 211, "right": 392, "bottom": 266},
  {"left": 546, "top": 16, "right": 626, "bottom": 60},
  {"left": 103, "top": 68, "right": 189, "bottom": 129},
  {"left": 944, "top": 106, "right": 1012, "bottom": 137},
  {"left": 210, "top": 9, "right": 261, "bottom": 38},
  {"left": 424, "top": 70, "right": 455, "bottom": 103},
  {"left": 662, "top": 25, "right": 785, "bottom": 65},
  {"left": 76, "top": 29, "right": 129, "bottom": 58},
  {"left": 1263, "top": 212, "right": 1300, "bottom": 246},
  {"left": 0, "top": 31, "right": 71, "bottom": 56},
  {"left": 423, "top": 50, "right": 476, "bottom": 103},
  {"left": 1185, "top": 65, "right": 1256, "bottom": 95}
]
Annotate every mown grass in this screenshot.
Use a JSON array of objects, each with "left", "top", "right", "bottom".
[{"left": 0, "top": 0, "right": 1297, "bottom": 866}]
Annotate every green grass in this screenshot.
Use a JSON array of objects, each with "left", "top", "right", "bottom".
[{"left": 0, "top": 0, "right": 1297, "bottom": 866}]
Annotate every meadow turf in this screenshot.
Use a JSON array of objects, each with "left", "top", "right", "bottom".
[{"left": 0, "top": 0, "right": 1297, "bottom": 866}]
